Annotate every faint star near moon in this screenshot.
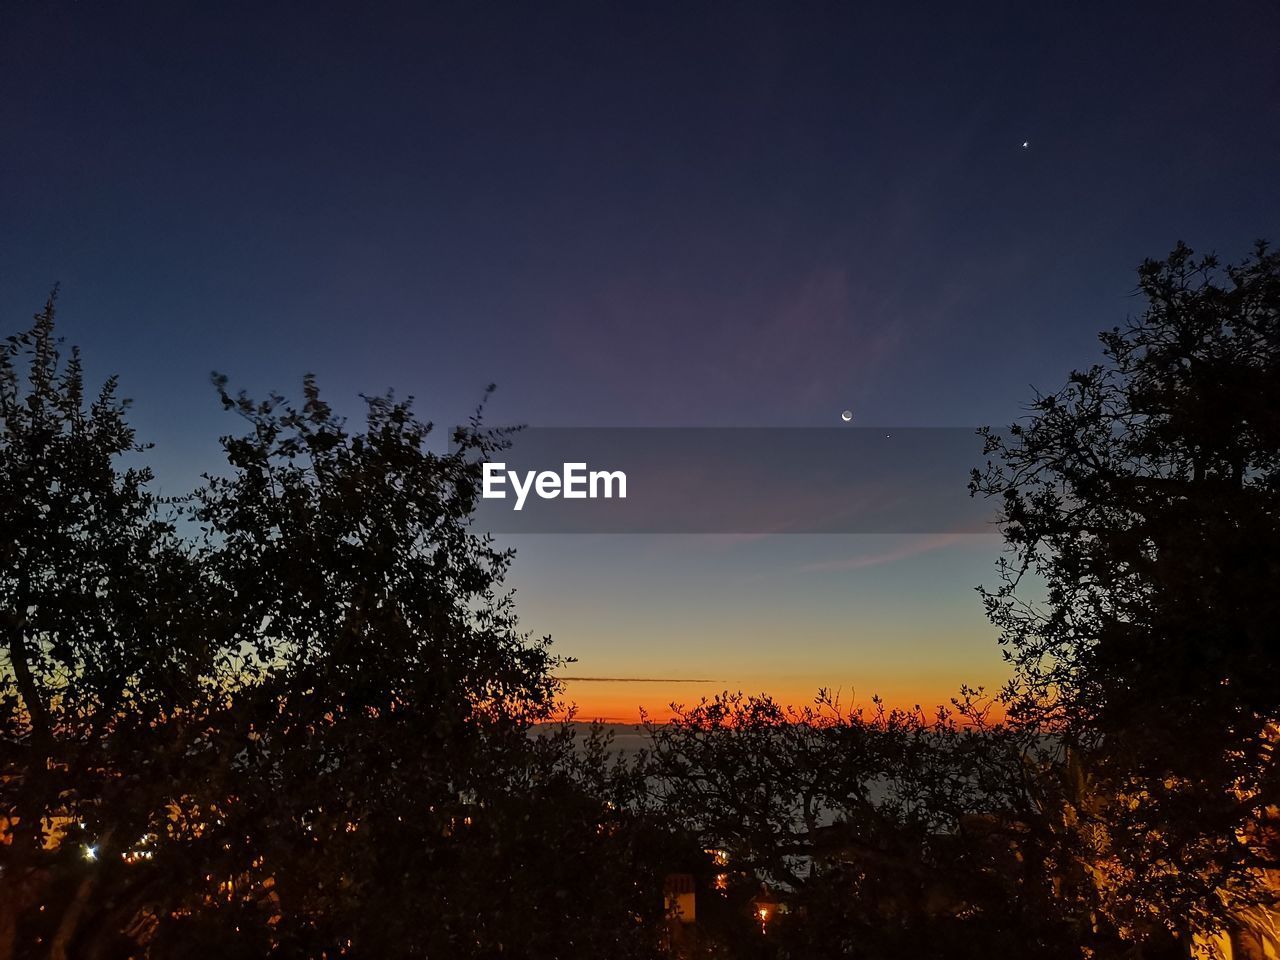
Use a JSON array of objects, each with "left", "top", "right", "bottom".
[{"left": 841, "top": 410, "right": 853, "bottom": 422}]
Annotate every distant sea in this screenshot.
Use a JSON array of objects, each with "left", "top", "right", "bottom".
[{"left": 532, "top": 721, "right": 651, "bottom": 756}]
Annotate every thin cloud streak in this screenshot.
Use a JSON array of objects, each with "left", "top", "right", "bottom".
[
  {"left": 797, "top": 532, "right": 974, "bottom": 573},
  {"left": 559, "top": 676, "right": 725, "bottom": 683}
]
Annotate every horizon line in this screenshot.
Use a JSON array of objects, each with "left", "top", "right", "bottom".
[{"left": 557, "top": 676, "right": 725, "bottom": 683}]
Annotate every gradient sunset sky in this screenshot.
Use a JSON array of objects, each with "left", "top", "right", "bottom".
[{"left": 3, "top": 1, "right": 1277, "bottom": 720}]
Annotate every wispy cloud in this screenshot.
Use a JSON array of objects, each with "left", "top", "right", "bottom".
[
  {"left": 558, "top": 676, "right": 724, "bottom": 683},
  {"left": 797, "top": 533, "right": 971, "bottom": 573}
]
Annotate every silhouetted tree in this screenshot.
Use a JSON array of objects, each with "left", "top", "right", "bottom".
[
  {"left": 973, "top": 241, "right": 1280, "bottom": 946},
  {"left": 0, "top": 294, "right": 210, "bottom": 960},
  {"left": 642, "top": 691, "right": 1084, "bottom": 958},
  {"left": 2, "top": 300, "right": 690, "bottom": 959}
]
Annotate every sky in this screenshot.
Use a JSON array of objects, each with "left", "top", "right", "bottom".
[{"left": 3, "top": 1, "right": 1277, "bottom": 720}]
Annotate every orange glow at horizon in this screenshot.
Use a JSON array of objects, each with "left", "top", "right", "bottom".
[{"left": 557, "top": 677, "right": 1007, "bottom": 725}]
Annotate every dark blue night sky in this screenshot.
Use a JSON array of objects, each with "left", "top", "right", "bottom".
[{"left": 3, "top": 0, "right": 1276, "bottom": 716}]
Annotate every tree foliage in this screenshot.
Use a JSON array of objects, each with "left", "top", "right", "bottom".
[
  {"left": 641, "top": 691, "right": 1086, "bottom": 958},
  {"left": 972, "top": 241, "right": 1280, "bottom": 942},
  {"left": 0, "top": 299, "right": 691, "bottom": 959}
]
